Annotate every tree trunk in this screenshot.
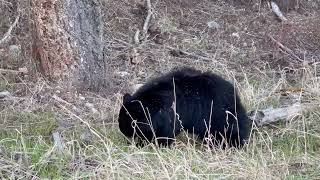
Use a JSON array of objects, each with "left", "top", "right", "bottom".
[{"left": 32, "top": 0, "right": 107, "bottom": 91}]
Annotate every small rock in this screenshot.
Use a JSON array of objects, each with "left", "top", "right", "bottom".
[
  {"left": 18, "top": 67, "right": 28, "bottom": 74},
  {"left": 80, "top": 131, "right": 93, "bottom": 144},
  {"left": 231, "top": 32, "right": 240, "bottom": 38},
  {"left": 207, "top": 21, "right": 221, "bottom": 29},
  {"left": 91, "top": 108, "right": 98, "bottom": 114},
  {"left": 72, "top": 106, "right": 80, "bottom": 113},
  {"left": 9, "top": 45, "right": 21, "bottom": 58},
  {"left": 85, "top": 102, "right": 94, "bottom": 108},
  {"left": 79, "top": 96, "right": 85, "bottom": 100},
  {"left": 116, "top": 71, "right": 130, "bottom": 77},
  {"left": 0, "top": 91, "right": 11, "bottom": 98},
  {"left": 85, "top": 102, "right": 98, "bottom": 113},
  {"left": 52, "top": 132, "right": 65, "bottom": 153}
]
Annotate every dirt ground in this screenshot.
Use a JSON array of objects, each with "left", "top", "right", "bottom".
[
  {"left": 0, "top": 0, "right": 319, "bottom": 89},
  {"left": 103, "top": 0, "right": 320, "bottom": 95}
]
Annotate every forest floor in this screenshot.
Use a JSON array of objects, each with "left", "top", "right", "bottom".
[{"left": 1, "top": 0, "right": 320, "bottom": 179}]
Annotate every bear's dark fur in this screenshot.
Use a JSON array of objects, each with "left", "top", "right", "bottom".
[{"left": 118, "top": 67, "right": 251, "bottom": 148}]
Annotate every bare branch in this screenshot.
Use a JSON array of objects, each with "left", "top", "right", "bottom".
[
  {"left": 0, "top": 68, "right": 28, "bottom": 74},
  {"left": 250, "top": 103, "right": 317, "bottom": 126},
  {"left": 142, "top": 0, "right": 152, "bottom": 38},
  {"left": 166, "top": 46, "right": 214, "bottom": 62},
  {"left": 0, "top": 13, "right": 20, "bottom": 45},
  {"left": 268, "top": 34, "right": 304, "bottom": 63},
  {"left": 134, "top": 29, "right": 140, "bottom": 45},
  {"left": 271, "top": 1, "right": 287, "bottom": 22}
]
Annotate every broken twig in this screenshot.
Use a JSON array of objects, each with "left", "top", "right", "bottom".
[
  {"left": 0, "top": 13, "right": 20, "bottom": 45},
  {"left": 166, "top": 46, "right": 214, "bottom": 62},
  {"left": 142, "top": 0, "right": 152, "bottom": 38},
  {"left": 134, "top": 29, "right": 140, "bottom": 45},
  {"left": 268, "top": 34, "right": 304, "bottom": 63},
  {"left": 271, "top": 1, "right": 287, "bottom": 22},
  {"left": 0, "top": 68, "right": 28, "bottom": 74}
]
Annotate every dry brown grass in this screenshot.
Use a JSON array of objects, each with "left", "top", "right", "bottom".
[{"left": 0, "top": 74, "right": 320, "bottom": 179}]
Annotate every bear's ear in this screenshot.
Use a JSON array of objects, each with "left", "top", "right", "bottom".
[{"left": 123, "top": 93, "right": 132, "bottom": 103}]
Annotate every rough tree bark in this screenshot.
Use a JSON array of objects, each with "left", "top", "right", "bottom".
[{"left": 32, "top": 0, "right": 107, "bottom": 91}]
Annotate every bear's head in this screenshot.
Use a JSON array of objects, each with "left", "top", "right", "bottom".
[{"left": 118, "top": 93, "right": 155, "bottom": 140}]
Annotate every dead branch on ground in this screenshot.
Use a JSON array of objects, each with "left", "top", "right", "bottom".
[
  {"left": 250, "top": 103, "right": 318, "bottom": 126},
  {"left": 142, "top": 0, "right": 152, "bottom": 38},
  {"left": 166, "top": 46, "right": 216, "bottom": 63},
  {"left": 268, "top": 34, "right": 305, "bottom": 63},
  {"left": 0, "top": 68, "right": 28, "bottom": 74},
  {"left": 0, "top": 13, "right": 20, "bottom": 45},
  {"left": 271, "top": 1, "right": 287, "bottom": 22}
]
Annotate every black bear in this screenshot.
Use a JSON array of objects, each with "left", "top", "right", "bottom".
[{"left": 118, "top": 67, "right": 251, "bottom": 148}]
